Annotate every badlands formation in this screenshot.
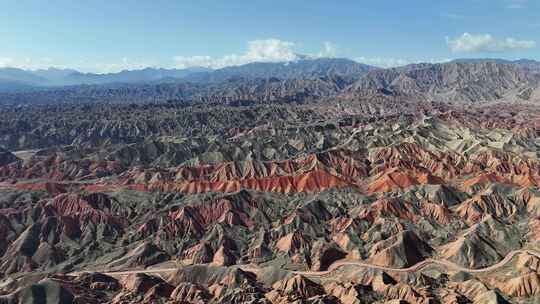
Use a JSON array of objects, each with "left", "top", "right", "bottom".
[{"left": 1, "top": 60, "right": 540, "bottom": 303}]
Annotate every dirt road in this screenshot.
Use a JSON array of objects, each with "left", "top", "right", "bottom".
[{"left": 75, "top": 249, "right": 540, "bottom": 278}]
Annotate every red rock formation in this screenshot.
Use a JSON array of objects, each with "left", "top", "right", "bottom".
[
  {"left": 170, "top": 282, "right": 211, "bottom": 303},
  {"left": 12, "top": 182, "right": 68, "bottom": 196},
  {"left": 118, "top": 149, "right": 367, "bottom": 194},
  {"left": 212, "top": 246, "right": 236, "bottom": 266},
  {"left": 456, "top": 190, "right": 519, "bottom": 223},
  {"left": 420, "top": 201, "right": 453, "bottom": 224},
  {"left": 358, "top": 198, "right": 417, "bottom": 222},
  {"left": 368, "top": 230, "right": 433, "bottom": 268},
  {"left": 276, "top": 230, "right": 311, "bottom": 254},
  {"left": 460, "top": 173, "right": 512, "bottom": 192},
  {"left": 367, "top": 168, "right": 444, "bottom": 193},
  {"left": 148, "top": 168, "right": 351, "bottom": 194},
  {"left": 267, "top": 274, "right": 326, "bottom": 302},
  {"left": 370, "top": 142, "right": 462, "bottom": 180},
  {"left": 121, "top": 273, "right": 168, "bottom": 294},
  {"left": 498, "top": 272, "right": 540, "bottom": 297},
  {"left": 46, "top": 193, "right": 127, "bottom": 230}
]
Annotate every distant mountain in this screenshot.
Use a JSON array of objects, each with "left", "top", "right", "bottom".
[
  {"left": 63, "top": 67, "right": 212, "bottom": 85},
  {"left": 185, "top": 58, "right": 377, "bottom": 83},
  {"left": 344, "top": 61, "right": 539, "bottom": 103},
  {"left": 1, "top": 58, "right": 540, "bottom": 103},
  {"left": 0, "top": 58, "right": 374, "bottom": 92},
  {"left": 0, "top": 79, "right": 37, "bottom": 92},
  {"left": 0, "top": 58, "right": 377, "bottom": 104},
  {"left": 451, "top": 58, "right": 540, "bottom": 64},
  {"left": 0, "top": 68, "right": 49, "bottom": 85},
  {"left": 32, "top": 68, "right": 79, "bottom": 83},
  {"left": 451, "top": 58, "right": 540, "bottom": 74},
  {"left": 0, "top": 76, "right": 351, "bottom": 105},
  {"left": 0, "top": 67, "right": 212, "bottom": 89}
]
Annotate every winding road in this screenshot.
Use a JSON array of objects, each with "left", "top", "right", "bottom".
[{"left": 76, "top": 249, "right": 540, "bottom": 278}]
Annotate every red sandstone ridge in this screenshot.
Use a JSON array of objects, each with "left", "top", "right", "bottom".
[
  {"left": 470, "top": 150, "right": 540, "bottom": 176},
  {"left": 135, "top": 192, "right": 265, "bottom": 246},
  {"left": 119, "top": 150, "right": 366, "bottom": 194},
  {"left": 497, "top": 272, "right": 540, "bottom": 297},
  {"left": 367, "top": 167, "right": 444, "bottom": 193},
  {"left": 46, "top": 193, "right": 127, "bottom": 229},
  {"left": 370, "top": 142, "right": 462, "bottom": 180},
  {"left": 460, "top": 173, "right": 513, "bottom": 192},
  {"left": 12, "top": 182, "right": 68, "bottom": 196},
  {"left": 357, "top": 198, "right": 417, "bottom": 222},
  {"left": 456, "top": 189, "right": 520, "bottom": 223},
  {"left": 420, "top": 201, "right": 453, "bottom": 224},
  {"left": 123, "top": 150, "right": 367, "bottom": 183},
  {"left": 168, "top": 196, "right": 257, "bottom": 230},
  {"left": 145, "top": 169, "right": 351, "bottom": 194}
]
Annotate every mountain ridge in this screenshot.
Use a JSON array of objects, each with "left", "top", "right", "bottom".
[{"left": 1, "top": 58, "right": 540, "bottom": 104}]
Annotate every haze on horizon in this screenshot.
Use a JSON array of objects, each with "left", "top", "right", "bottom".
[{"left": 1, "top": 0, "right": 539, "bottom": 73}]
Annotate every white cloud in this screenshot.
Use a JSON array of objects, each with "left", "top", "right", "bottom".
[
  {"left": 446, "top": 33, "right": 536, "bottom": 53},
  {"left": 174, "top": 39, "right": 299, "bottom": 69},
  {"left": 318, "top": 41, "right": 339, "bottom": 58},
  {"left": 174, "top": 39, "right": 345, "bottom": 69},
  {"left": 245, "top": 39, "right": 298, "bottom": 62},
  {"left": 354, "top": 57, "right": 451, "bottom": 68},
  {"left": 82, "top": 59, "right": 151, "bottom": 73},
  {"left": 0, "top": 57, "right": 14, "bottom": 67},
  {"left": 0, "top": 57, "right": 60, "bottom": 70},
  {"left": 0, "top": 56, "right": 154, "bottom": 73},
  {"left": 355, "top": 57, "right": 410, "bottom": 68},
  {"left": 3, "top": 39, "right": 337, "bottom": 72},
  {"left": 507, "top": 0, "right": 527, "bottom": 9},
  {"left": 171, "top": 56, "right": 215, "bottom": 69}
]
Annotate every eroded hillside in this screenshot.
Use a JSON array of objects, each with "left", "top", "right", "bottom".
[{"left": 1, "top": 99, "right": 540, "bottom": 303}]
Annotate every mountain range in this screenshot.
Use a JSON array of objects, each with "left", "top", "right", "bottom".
[
  {"left": 0, "top": 66, "right": 211, "bottom": 89},
  {"left": 0, "top": 58, "right": 374, "bottom": 90},
  {"left": 1, "top": 58, "right": 540, "bottom": 105}
]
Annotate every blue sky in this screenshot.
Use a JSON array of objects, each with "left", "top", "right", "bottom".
[{"left": 1, "top": 0, "right": 539, "bottom": 72}]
